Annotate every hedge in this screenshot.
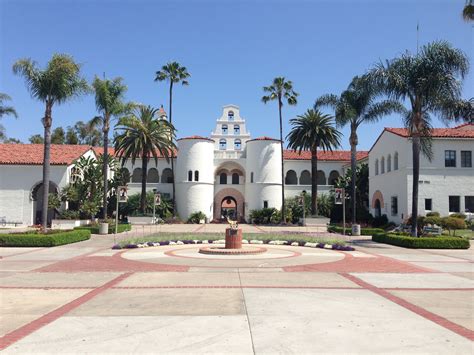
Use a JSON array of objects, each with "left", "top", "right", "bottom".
[
  {"left": 0, "top": 230, "right": 91, "bottom": 247},
  {"left": 372, "top": 233, "right": 470, "bottom": 249},
  {"left": 75, "top": 223, "right": 131, "bottom": 234},
  {"left": 328, "top": 225, "right": 385, "bottom": 236}
]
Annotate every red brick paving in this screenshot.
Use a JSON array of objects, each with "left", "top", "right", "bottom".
[
  {"left": 35, "top": 251, "right": 189, "bottom": 273},
  {"left": 0, "top": 272, "right": 133, "bottom": 351},
  {"left": 283, "top": 252, "right": 436, "bottom": 273},
  {"left": 341, "top": 273, "right": 474, "bottom": 341}
]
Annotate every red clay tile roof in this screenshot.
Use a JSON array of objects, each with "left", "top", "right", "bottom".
[
  {"left": 247, "top": 136, "right": 281, "bottom": 142},
  {"left": 0, "top": 144, "right": 93, "bottom": 165},
  {"left": 177, "top": 136, "right": 214, "bottom": 142},
  {"left": 385, "top": 124, "right": 474, "bottom": 138},
  {"left": 283, "top": 150, "right": 368, "bottom": 161}
]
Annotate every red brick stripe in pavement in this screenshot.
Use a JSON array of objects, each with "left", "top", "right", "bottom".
[
  {"left": 0, "top": 272, "right": 133, "bottom": 351},
  {"left": 341, "top": 273, "right": 474, "bottom": 341},
  {"left": 283, "top": 252, "right": 436, "bottom": 273}
]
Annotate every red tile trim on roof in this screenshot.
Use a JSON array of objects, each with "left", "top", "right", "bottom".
[
  {"left": 177, "top": 136, "right": 215, "bottom": 142},
  {"left": 0, "top": 144, "right": 93, "bottom": 165},
  {"left": 283, "top": 150, "right": 368, "bottom": 161},
  {"left": 385, "top": 125, "right": 474, "bottom": 138},
  {"left": 247, "top": 136, "right": 281, "bottom": 143}
]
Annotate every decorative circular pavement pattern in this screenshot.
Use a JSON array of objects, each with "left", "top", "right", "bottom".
[
  {"left": 121, "top": 244, "right": 345, "bottom": 268},
  {"left": 198, "top": 246, "right": 267, "bottom": 255}
]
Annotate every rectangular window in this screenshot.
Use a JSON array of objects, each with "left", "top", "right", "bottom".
[
  {"left": 391, "top": 196, "right": 398, "bottom": 216},
  {"left": 263, "top": 200, "right": 268, "bottom": 209},
  {"left": 461, "top": 151, "right": 472, "bottom": 168},
  {"left": 445, "top": 150, "right": 456, "bottom": 167},
  {"left": 465, "top": 196, "right": 474, "bottom": 213},
  {"left": 425, "top": 198, "right": 432, "bottom": 211},
  {"left": 449, "top": 196, "right": 460, "bottom": 213}
]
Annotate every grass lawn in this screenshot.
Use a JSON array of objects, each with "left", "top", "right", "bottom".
[
  {"left": 442, "top": 229, "right": 474, "bottom": 239},
  {"left": 118, "top": 232, "right": 346, "bottom": 248}
]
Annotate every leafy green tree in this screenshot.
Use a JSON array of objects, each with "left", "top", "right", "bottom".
[
  {"left": 262, "top": 77, "right": 298, "bottom": 222},
  {"left": 114, "top": 105, "right": 176, "bottom": 213},
  {"left": 65, "top": 126, "right": 79, "bottom": 144},
  {"left": 13, "top": 54, "right": 89, "bottom": 231},
  {"left": 91, "top": 76, "right": 132, "bottom": 219},
  {"left": 315, "top": 76, "right": 403, "bottom": 224},
  {"left": 3, "top": 137, "right": 21, "bottom": 143},
  {"left": 286, "top": 109, "right": 341, "bottom": 216},
  {"left": 29, "top": 134, "right": 44, "bottom": 144},
  {"left": 463, "top": 0, "right": 474, "bottom": 21},
  {"left": 51, "top": 127, "right": 65, "bottom": 144},
  {"left": 155, "top": 61, "right": 190, "bottom": 216},
  {"left": 370, "top": 41, "right": 469, "bottom": 236}
]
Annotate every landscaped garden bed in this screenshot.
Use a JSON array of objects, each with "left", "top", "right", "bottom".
[
  {"left": 0, "top": 229, "right": 91, "bottom": 247},
  {"left": 372, "top": 233, "right": 470, "bottom": 249},
  {"left": 113, "top": 233, "right": 355, "bottom": 251}
]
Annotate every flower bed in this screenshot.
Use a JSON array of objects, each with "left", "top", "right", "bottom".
[
  {"left": 113, "top": 238, "right": 355, "bottom": 251},
  {"left": 372, "top": 233, "right": 470, "bottom": 249},
  {"left": 0, "top": 229, "right": 91, "bottom": 247}
]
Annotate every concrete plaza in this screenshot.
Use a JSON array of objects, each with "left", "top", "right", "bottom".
[{"left": 0, "top": 226, "right": 473, "bottom": 354}]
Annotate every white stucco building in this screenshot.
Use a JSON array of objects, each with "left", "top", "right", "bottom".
[
  {"left": 0, "top": 105, "right": 363, "bottom": 225},
  {"left": 369, "top": 124, "right": 474, "bottom": 223}
]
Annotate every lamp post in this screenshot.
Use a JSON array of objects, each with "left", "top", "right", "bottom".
[
  {"left": 152, "top": 188, "right": 157, "bottom": 225},
  {"left": 301, "top": 190, "right": 306, "bottom": 226}
]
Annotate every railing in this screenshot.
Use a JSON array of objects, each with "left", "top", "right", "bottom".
[{"left": 214, "top": 151, "right": 244, "bottom": 160}]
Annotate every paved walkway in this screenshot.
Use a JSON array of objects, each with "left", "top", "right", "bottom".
[{"left": 0, "top": 230, "right": 472, "bottom": 354}]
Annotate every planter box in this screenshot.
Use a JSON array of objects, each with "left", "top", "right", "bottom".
[
  {"left": 128, "top": 216, "right": 154, "bottom": 225},
  {"left": 51, "top": 219, "right": 91, "bottom": 230},
  {"left": 305, "top": 217, "right": 330, "bottom": 226}
]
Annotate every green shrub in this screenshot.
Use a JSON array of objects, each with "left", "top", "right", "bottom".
[
  {"left": 426, "top": 211, "right": 440, "bottom": 217},
  {"left": 424, "top": 216, "right": 441, "bottom": 226},
  {"left": 441, "top": 217, "right": 466, "bottom": 236},
  {"left": 372, "top": 233, "right": 469, "bottom": 249},
  {"left": 187, "top": 211, "right": 206, "bottom": 224},
  {"left": 372, "top": 214, "right": 389, "bottom": 228},
  {"left": 328, "top": 225, "right": 384, "bottom": 236},
  {"left": 75, "top": 223, "right": 131, "bottom": 234},
  {"left": 0, "top": 230, "right": 91, "bottom": 247},
  {"left": 58, "top": 210, "right": 81, "bottom": 220},
  {"left": 249, "top": 208, "right": 280, "bottom": 224},
  {"left": 450, "top": 213, "right": 466, "bottom": 219}
]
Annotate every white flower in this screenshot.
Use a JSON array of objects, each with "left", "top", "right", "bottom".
[
  {"left": 305, "top": 242, "right": 317, "bottom": 248},
  {"left": 176, "top": 241, "right": 184, "bottom": 245},
  {"left": 291, "top": 242, "right": 299, "bottom": 246},
  {"left": 242, "top": 239, "right": 249, "bottom": 244},
  {"left": 324, "top": 244, "right": 333, "bottom": 249},
  {"left": 250, "top": 240, "right": 263, "bottom": 244}
]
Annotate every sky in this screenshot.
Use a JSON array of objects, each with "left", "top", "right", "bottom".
[{"left": 1, "top": 0, "right": 472, "bottom": 150}]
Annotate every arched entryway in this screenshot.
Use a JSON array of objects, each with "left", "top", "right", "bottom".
[
  {"left": 371, "top": 190, "right": 384, "bottom": 218},
  {"left": 31, "top": 181, "right": 59, "bottom": 226},
  {"left": 221, "top": 196, "right": 237, "bottom": 219},
  {"left": 214, "top": 188, "right": 245, "bottom": 222}
]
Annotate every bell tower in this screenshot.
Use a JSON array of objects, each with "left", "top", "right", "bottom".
[{"left": 210, "top": 104, "right": 251, "bottom": 153}]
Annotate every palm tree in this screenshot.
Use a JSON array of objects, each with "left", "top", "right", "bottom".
[
  {"left": 315, "top": 75, "right": 404, "bottom": 225},
  {"left": 114, "top": 105, "right": 176, "bottom": 213},
  {"left": 463, "top": 0, "right": 474, "bottom": 21},
  {"left": 0, "top": 93, "right": 17, "bottom": 119},
  {"left": 0, "top": 93, "right": 17, "bottom": 142},
  {"left": 262, "top": 77, "right": 298, "bottom": 223},
  {"left": 286, "top": 109, "right": 341, "bottom": 216},
  {"left": 370, "top": 41, "right": 469, "bottom": 237},
  {"left": 90, "top": 76, "right": 132, "bottom": 220},
  {"left": 155, "top": 62, "right": 190, "bottom": 217},
  {"left": 13, "top": 54, "right": 89, "bottom": 231}
]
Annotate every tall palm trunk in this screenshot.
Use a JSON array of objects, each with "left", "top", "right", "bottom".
[
  {"left": 311, "top": 148, "right": 318, "bottom": 216},
  {"left": 411, "top": 134, "right": 421, "bottom": 237},
  {"left": 169, "top": 82, "right": 177, "bottom": 217},
  {"left": 349, "top": 126, "right": 358, "bottom": 224},
  {"left": 41, "top": 102, "right": 52, "bottom": 232},
  {"left": 102, "top": 114, "right": 109, "bottom": 220},
  {"left": 140, "top": 151, "right": 148, "bottom": 213},
  {"left": 278, "top": 97, "right": 286, "bottom": 223}
]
